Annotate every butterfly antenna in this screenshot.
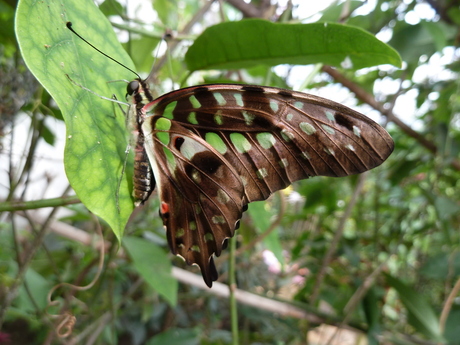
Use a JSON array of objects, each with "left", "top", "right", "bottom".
[{"left": 66, "top": 22, "right": 141, "bottom": 80}]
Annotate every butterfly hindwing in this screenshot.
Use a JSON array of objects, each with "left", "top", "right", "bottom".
[{"left": 141, "top": 116, "right": 245, "bottom": 287}]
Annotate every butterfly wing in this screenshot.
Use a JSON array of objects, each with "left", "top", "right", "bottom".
[
  {"left": 142, "top": 116, "right": 246, "bottom": 287},
  {"left": 138, "top": 83, "right": 393, "bottom": 286},
  {"left": 148, "top": 84, "right": 394, "bottom": 203}
]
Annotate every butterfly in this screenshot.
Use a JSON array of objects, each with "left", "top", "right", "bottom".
[{"left": 126, "top": 79, "right": 394, "bottom": 287}]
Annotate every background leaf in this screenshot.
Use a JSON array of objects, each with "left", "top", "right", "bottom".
[
  {"left": 185, "top": 19, "right": 401, "bottom": 71},
  {"left": 123, "top": 236, "right": 178, "bottom": 306}
]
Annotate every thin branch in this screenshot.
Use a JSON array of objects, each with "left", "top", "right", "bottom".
[
  {"left": 0, "top": 196, "right": 80, "bottom": 212},
  {"left": 440, "top": 276, "right": 460, "bottom": 333}
]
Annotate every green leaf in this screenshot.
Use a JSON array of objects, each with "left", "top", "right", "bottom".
[
  {"left": 16, "top": 0, "right": 136, "bottom": 240},
  {"left": 123, "top": 236, "right": 178, "bottom": 306},
  {"left": 248, "top": 201, "right": 284, "bottom": 265},
  {"left": 185, "top": 19, "right": 401, "bottom": 72},
  {"left": 384, "top": 273, "right": 443, "bottom": 341},
  {"left": 146, "top": 328, "right": 200, "bottom": 345}
]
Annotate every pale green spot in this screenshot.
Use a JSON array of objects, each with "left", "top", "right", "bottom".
[
  {"left": 212, "top": 215, "right": 226, "bottom": 224},
  {"left": 353, "top": 126, "right": 361, "bottom": 137},
  {"left": 242, "top": 111, "right": 255, "bottom": 125},
  {"left": 176, "top": 228, "right": 185, "bottom": 238},
  {"left": 286, "top": 113, "right": 294, "bottom": 121},
  {"left": 205, "top": 132, "right": 227, "bottom": 155},
  {"left": 300, "top": 122, "right": 316, "bottom": 135},
  {"left": 321, "top": 124, "right": 335, "bottom": 135},
  {"left": 234, "top": 93, "right": 243, "bottom": 106},
  {"left": 301, "top": 151, "right": 311, "bottom": 159},
  {"left": 240, "top": 175, "right": 248, "bottom": 186},
  {"left": 230, "top": 133, "right": 252, "bottom": 153},
  {"left": 294, "top": 101, "right": 303, "bottom": 109},
  {"left": 188, "top": 112, "right": 198, "bottom": 125},
  {"left": 326, "top": 111, "right": 335, "bottom": 122},
  {"left": 346, "top": 144, "right": 355, "bottom": 151},
  {"left": 257, "top": 168, "right": 268, "bottom": 179},
  {"left": 189, "top": 95, "right": 201, "bottom": 108},
  {"left": 204, "top": 233, "right": 214, "bottom": 242},
  {"left": 214, "top": 92, "right": 226, "bottom": 106},
  {"left": 191, "top": 169, "right": 201, "bottom": 183},
  {"left": 163, "top": 101, "right": 177, "bottom": 119},
  {"left": 270, "top": 101, "right": 279, "bottom": 112},
  {"left": 214, "top": 110, "right": 224, "bottom": 125},
  {"left": 155, "top": 117, "right": 172, "bottom": 131},
  {"left": 163, "top": 147, "right": 176, "bottom": 171},
  {"left": 279, "top": 158, "right": 288, "bottom": 168},
  {"left": 281, "top": 129, "right": 295, "bottom": 142},
  {"left": 194, "top": 204, "right": 202, "bottom": 214},
  {"left": 189, "top": 221, "right": 197, "bottom": 230},
  {"left": 256, "top": 132, "right": 276, "bottom": 149},
  {"left": 324, "top": 147, "right": 335, "bottom": 155},
  {"left": 191, "top": 245, "right": 201, "bottom": 252},
  {"left": 217, "top": 189, "right": 230, "bottom": 204},
  {"left": 156, "top": 132, "right": 170, "bottom": 145}
]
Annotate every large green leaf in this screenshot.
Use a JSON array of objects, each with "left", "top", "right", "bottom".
[
  {"left": 123, "top": 237, "right": 178, "bottom": 306},
  {"left": 385, "top": 274, "right": 443, "bottom": 341},
  {"left": 16, "top": 0, "right": 136, "bottom": 239},
  {"left": 185, "top": 19, "right": 402, "bottom": 71}
]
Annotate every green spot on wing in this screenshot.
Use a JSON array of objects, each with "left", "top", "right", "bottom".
[
  {"left": 234, "top": 93, "right": 243, "bottom": 106},
  {"left": 189, "top": 95, "right": 201, "bottom": 108},
  {"left": 270, "top": 101, "right": 279, "bottom": 112},
  {"left": 230, "top": 133, "right": 252, "bottom": 153},
  {"left": 212, "top": 215, "right": 225, "bottom": 224},
  {"left": 155, "top": 117, "right": 172, "bottom": 131},
  {"left": 214, "top": 112, "right": 224, "bottom": 125},
  {"left": 326, "top": 111, "right": 335, "bottom": 122},
  {"left": 156, "top": 132, "right": 170, "bottom": 145},
  {"left": 242, "top": 111, "right": 255, "bottom": 125},
  {"left": 188, "top": 112, "right": 198, "bottom": 124},
  {"left": 205, "top": 132, "right": 228, "bottom": 154},
  {"left": 214, "top": 92, "right": 226, "bottom": 106},
  {"left": 191, "top": 245, "right": 201, "bottom": 252},
  {"left": 163, "top": 101, "right": 177, "bottom": 119},
  {"left": 163, "top": 147, "right": 176, "bottom": 172},
  {"left": 256, "top": 132, "right": 276, "bottom": 149},
  {"left": 321, "top": 124, "right": 335, "bottom": 134},
  {"left": 300, "top": 122, "right": 316, "bottom": 135},
  {"left": 176, "top": 228, "right": 185, "bottom": 238},
  {"left": 204, "top": 233, "right": 214, "bottom": 242}
]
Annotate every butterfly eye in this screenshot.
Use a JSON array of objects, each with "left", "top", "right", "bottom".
[{"left": 126, "top": 80, "right": 140, "bottom": 96}]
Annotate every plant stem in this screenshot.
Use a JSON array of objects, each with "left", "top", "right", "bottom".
[
  {"left": 229, "top": 237, "right": 239, "bottom": 345},
  {"left": 0, "top": 196, "right": 80, "bottom": 212}
]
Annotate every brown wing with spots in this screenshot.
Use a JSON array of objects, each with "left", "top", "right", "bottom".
[
  {"left": 149, "top": 84, "right": 394, "bottom": 203},
  {"left": 142, "top": 116, "right": 245, "bottom": 287}
]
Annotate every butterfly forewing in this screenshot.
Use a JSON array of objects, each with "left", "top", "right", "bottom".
[
  {"left": 133, "top": 82, "right": 394, "bottom": 287},
  {"left": 147, "top": 84, "right": 394, "bottom": 203}
]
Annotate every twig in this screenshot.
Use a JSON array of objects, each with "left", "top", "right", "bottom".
[{"left": 440, "top": 275, "right": 460, "bottom": 333}]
